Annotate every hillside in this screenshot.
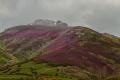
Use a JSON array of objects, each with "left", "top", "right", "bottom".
[
  {"left": 0, "top": 25, "right": 68, "bottom": 61},
  {"left": 0, "top": 23, "right": 120, "bottom": 80},
  {"left": 35, "top": 26, "right": 120, "bottom": 75}
]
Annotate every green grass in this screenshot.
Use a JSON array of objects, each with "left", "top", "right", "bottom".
[
  {"left": 0, "top": 75, "right": 28, "bottom": 80},
  {"left": 59, "top": 78, "right": 78, "bottom": 80},
  {"left": 0, "top": 61, "right": 78, "bottom": 80},
  {"left": 2, "top": 60, "right": 108, "bottom": 80},
  {"left": 105, "top": 73, "right": 120, "bottom": 80},
  {"left": 20, "top": 62, "right": 78, "bottom": 79}
]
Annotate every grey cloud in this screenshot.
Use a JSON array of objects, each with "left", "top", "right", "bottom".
[{"left": 0, "top": 0, "right": 120, "bottom": 36}]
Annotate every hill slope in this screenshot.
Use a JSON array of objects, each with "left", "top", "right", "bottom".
[
  {"left": 0, "top": 24, "right": 120, "bottom": 80},
  {"left": 0, "top": 25, "right": 68, "bottom": 61},
  {"left": 35, "top": 26, "right": 120, "bottom": 75}
]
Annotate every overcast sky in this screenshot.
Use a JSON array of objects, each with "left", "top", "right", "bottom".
[{"left": 0, "top": 0, "right": 120, "bottom": 36}]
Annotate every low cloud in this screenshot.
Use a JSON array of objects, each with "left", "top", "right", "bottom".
[{"left": 0, "top": 0, "right": 120, "bottom": 36}]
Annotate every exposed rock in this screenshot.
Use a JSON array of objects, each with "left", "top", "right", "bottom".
[
  {"left": 56, "top": 20, "right": 68, "bottom": 27},
  {"left": 32, "top": 19, "right": 55, "bottom": 26},
  {"left": 31, "top": 19, "right": 68, "bottom": 27}
]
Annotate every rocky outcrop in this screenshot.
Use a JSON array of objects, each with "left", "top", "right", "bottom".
[{"left": 31, "top": 19, "right": 68, "bottom": 27}]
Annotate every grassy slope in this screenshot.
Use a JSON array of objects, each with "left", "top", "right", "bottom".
[
  {"left": 0, "top": 61, "right": 80, "bottom": 80},
  {"left": 0, "top": 25, "right": 67, "bottom": 61},
  {"left": 0, "top": 26, "right": 120, "bottom": 80},
  {"left": 35, "top": 26, "right": 120, "bottom": 75},
  {"left": 0, "top": 61, "right": 120, "bottom": 80},
  {"left": 0, "top": 41, "right": 18, "bottom": 66}
]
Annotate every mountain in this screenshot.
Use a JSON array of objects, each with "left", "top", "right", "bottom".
[
  {"left": 34, "top": 26, "right": 120, "bottom": 75},
  {"left": 0, "top": 24, "right": 68, "bottom": 61},
  {"left": 0, "top": 20, "right": 120, "bottom": 80}
]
